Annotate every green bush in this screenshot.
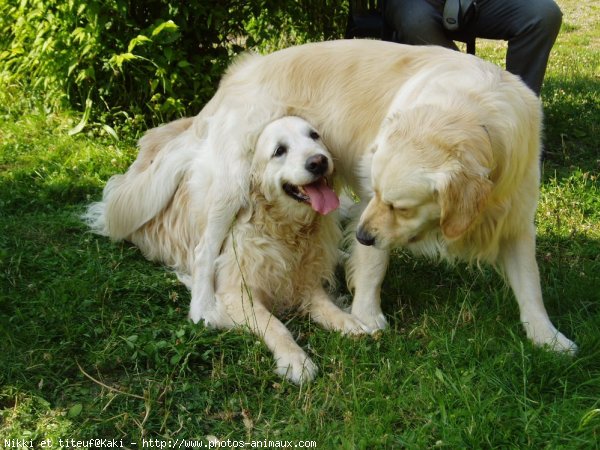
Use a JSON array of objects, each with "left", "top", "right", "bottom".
[{"left": 0, "top": 0, "right": 347, "bottom": 129}]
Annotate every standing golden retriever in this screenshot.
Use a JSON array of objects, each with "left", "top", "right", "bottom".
[
  {"left": 85, "top": 116, "right": 367, "bottom": 383},
  {"left": 354, "top": 73, "right": 577, "bottom": 353},
  {"left": 128, "top": 39, "right": 575, "bottom": 353}
]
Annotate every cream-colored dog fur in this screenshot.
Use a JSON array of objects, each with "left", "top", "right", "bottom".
[
  {"left": 354, "top": 70, "right": 576, "bottom": 353},
  {"left": 93, "top": 39, "right": 575, "bottom": 354},
  {"left": 85, "top": 116, "right": 367, "bottom": 383}
]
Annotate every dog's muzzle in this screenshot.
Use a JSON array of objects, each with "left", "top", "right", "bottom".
[
  {"left": 356, "top": 226, "right": 376, "bottom": 246},
  {"left": 305, "top": 154, "right": 329, "bottom": 176}
]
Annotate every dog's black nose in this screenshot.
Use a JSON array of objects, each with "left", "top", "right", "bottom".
[
  {"left": 356, "top": 227, "right": 376, "bottom": 246},
  {"left": 305, "top": 154, "right": 328, "bottom": 176}
]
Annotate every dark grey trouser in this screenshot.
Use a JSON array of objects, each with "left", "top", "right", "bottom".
[{"left": 385, "top": 0, "right": 563, "bottom": 95}]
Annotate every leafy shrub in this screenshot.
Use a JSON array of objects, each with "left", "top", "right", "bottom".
[{"left": 0, "top": 0, "right": 347, "bottom": 130}]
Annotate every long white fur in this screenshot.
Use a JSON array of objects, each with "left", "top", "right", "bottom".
[
  {"left": 353, "top": 50, "right": 576, "bottom": 353},
  {"left": 88, "top": 40, "right": 575, "bottom": 355},
  {"left": 175, "top": 39, "right": 575, "bottom": 354},
  {"left": 85, "top": 116, "right": 368, "bottom": 384}
]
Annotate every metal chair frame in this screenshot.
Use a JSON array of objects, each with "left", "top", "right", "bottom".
[{"left": 345, "top": 0, "right": 476, "bottom": 54}]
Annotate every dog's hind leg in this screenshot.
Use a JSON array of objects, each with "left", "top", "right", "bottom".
[
  {"left": 500, "top": 229, "right": 577, "bottom": 354},
  {"left": 187, "top": 104, "right": 279, "bottom": 326},
  {"left": 189, "top": 227, "right": 228, "bottom": 325},
  {"left": 188, "top": 177, "right": 254, "bottom": 326},
  {"left": 188, "top": 168, "right": 250, "bottom": 326}
]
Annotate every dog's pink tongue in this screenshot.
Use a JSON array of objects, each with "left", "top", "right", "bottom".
[{"left": 304, "top": 179, "right": 340, "bottom": 215}]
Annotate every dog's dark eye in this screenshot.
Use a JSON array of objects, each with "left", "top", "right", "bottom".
[
  {"left": 393, "top": 206, "right": 413, "bottom": 218},
  {"left": 273, "top": 145, "right": 288, "bottom": 158},
  {"left": 309, "top": 130, "right": 320, "bottom": 140}
]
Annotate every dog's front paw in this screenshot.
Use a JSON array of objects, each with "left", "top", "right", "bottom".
[
  {"left": 329, "top": 312, "right": 371, "bottom": 335},
  {"left": 274, "top": 350, "right": 317, "bottom": 384},
  {"left": 524, "top": 321, "right": 578, "bottom": 355},
  {"left": 351, "top": 305, "right": 388, "bottom": 334},
  {"left": 188, "top": 300, "right": 231, "bottom": 329},
  {"left": 189, "top": 289, "right": 215, "bottom": 324},
  {"left": 549, "top": 332, "right": 578, "bottom": 355},
  {"left": 536, "top": 331, "right": 578, "bottom": 355},
  {"left": 188, "top": 306, "right": 203, "bottom": 325}
]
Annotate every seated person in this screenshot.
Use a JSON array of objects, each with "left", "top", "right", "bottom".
[{"left": 384, "top": 0, "right": 563, "bottom": 95}]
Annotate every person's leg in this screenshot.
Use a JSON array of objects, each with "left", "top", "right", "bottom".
[
  {"left": 385, "top": 0, "right": 459, "bottom": 49},
  {"left": 468, "top": 0, "right": 562, "bottom": 94}
]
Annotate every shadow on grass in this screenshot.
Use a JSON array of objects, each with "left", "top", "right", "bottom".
[
  {"left": 377, "top": 232, "right": 599, "bottom": 348},
  {"left": 542, "top": 75, "right": 600, "bottom": 177},
  {"left": 0, "top": 170, "right": 102, "bottom": 216},
  {"left": 1, "top": 201, "right": 599, "bottom": 440},
  {"left": 1, "top": 79, "right": 598, "bottom": 438}
]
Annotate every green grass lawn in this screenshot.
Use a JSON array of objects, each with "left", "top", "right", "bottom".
[{"left": 1, "top": 0, "right": 599, "bottom": 447}]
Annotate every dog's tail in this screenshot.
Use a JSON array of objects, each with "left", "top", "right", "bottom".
[{"left": 83, "top": 117, "right": 198, "bottom": 240}]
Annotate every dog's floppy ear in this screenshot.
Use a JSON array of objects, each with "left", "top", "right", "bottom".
[
  {"left": 434, "top": 121, "right": 494, "bottom": 240},
  {"left": 437, "top": 169, "right": 492, "bottom": 239}
]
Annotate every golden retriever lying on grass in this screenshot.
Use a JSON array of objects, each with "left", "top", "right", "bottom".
[
  {"left": 178, "top": 39, "right": 575, "bottom": 354},
  {"left": 85, "top": 116, "right": 367, "bottom": 383}
]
